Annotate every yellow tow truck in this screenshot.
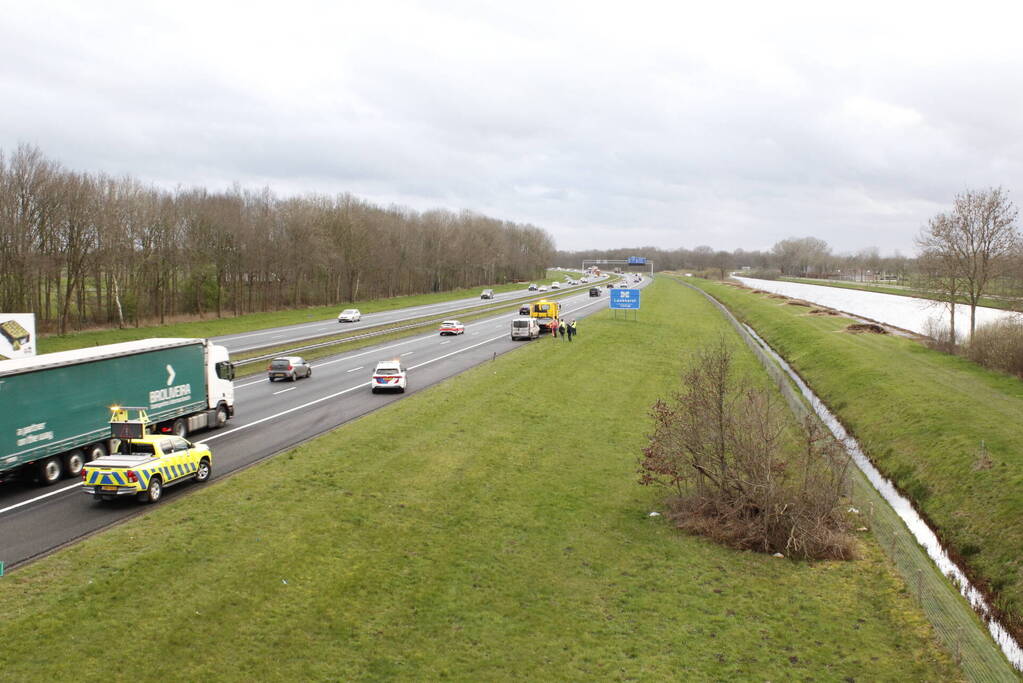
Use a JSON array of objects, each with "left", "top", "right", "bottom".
[
  {"left": 82, "top": 407, "right": 213, "bottom": 504},
  {"left": 529, "top": 299, "right": 561, "bottom": 333}
]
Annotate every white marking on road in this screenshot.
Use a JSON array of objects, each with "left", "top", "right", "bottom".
[
  {"left": 400, "top": 352, "right": 413, "bottom": 356},
  {"left": 439, "top": 340, "right": 450, "bottom": 345},
  {"left": 0, "top": 483, "right": 81, "bottom": 515},
  {"left": 273, "top": 387, "right": 296, "bottom": 395},
  {"left": 346, "top": 366, "right": 364, "bottom": 373}
]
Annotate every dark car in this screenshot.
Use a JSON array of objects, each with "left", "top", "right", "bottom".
[
  {"left": 589, "top": 288, "right": 601, "bottom": 297},
  {"left": 519, "top": 304, "right": 531, "bottom": 315},
  {"left": 267, "top": 356, "right": 312, "bottom": 382}
]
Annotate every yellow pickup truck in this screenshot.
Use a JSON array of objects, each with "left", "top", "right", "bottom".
[{"left": 82, "top": 434, "right": 213, "bottom": 504}]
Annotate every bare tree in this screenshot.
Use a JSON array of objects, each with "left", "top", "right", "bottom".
[{"left": 917, "top": 188, "right": 1021, "bottom": 339}]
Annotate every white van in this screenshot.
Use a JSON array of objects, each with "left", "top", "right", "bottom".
[{"left": 510, "top": 317, "right": 540, "bottom": 340}]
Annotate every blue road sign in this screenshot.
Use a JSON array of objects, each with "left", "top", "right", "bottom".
[
  {"left": 610, "top": 288, "right": 640, "bottom": 309},
  {"left": 628, "top": 256, "right": 646, "bottom": 265}
]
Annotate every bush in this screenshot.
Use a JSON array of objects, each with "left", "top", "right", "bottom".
[
  {"left": 638, "top": 339, "right": 855, "bottom": 560},
  {"left": 964, "top": 317, "right": 1023, "bottom": 378}
]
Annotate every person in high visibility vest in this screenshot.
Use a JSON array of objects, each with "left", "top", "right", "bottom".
[{"left": 567, "top": 319, "right": 577, "bottom": 341}]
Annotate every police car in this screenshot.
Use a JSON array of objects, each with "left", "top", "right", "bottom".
[
  {"left": 439, "top": 320, "right": 465, "bottom": 335},
  {"left": 371, "top": 361, "right": 407, "bottom": 393}
]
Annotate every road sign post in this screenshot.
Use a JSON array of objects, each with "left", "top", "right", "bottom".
[{"left": 609, "top": 288, "right": 640, "bottom": 320}]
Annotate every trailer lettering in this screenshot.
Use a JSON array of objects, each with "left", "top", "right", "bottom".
[
  {"left": 15, "top": 422, "right": 54, "bottom": 447},
  {"left": 149, "top": 383, "right": 193, "bottom": 408}
]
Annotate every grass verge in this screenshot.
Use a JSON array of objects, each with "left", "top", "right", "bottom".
[
  {"left": 36, "top": 270, "right": 570, "bottom": 354},
  {"left": 693, "top": 278, "right": 1023, "bottom": 647},
  {"left": 0, "top": 277, "right": 957, "bottom": 680}
]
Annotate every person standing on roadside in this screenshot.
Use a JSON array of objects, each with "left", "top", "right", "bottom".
[
  {"left": 550, "top": 317, "right": 559, "bottom": 340},
  {"left": 567, "top": 319, "right": 577, "bottom": 341},
  {"left": 559, "top": 318, "right": 567, "bottom": 339}
]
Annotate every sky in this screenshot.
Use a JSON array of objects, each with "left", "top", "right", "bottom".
[{"left": 2, "top": 0, "right": 1022, "bottom": 254}]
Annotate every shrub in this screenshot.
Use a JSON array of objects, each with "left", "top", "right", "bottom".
[
  {"left": 964, "top": 316, "right": 1023, "bottom": 378},
  {"left": 638, "top": 339, "right": 855, "bottom": 560}
]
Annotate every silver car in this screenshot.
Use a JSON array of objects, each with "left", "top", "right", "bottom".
[{"left": 267, "top": 356, "right": 312, "bottom": 382}]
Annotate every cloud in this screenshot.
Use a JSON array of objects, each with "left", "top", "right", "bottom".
[{"left": 2, "top": 0, "right": 1022, "bottom": 254}]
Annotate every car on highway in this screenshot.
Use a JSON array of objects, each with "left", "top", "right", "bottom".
[
  {"left": 82, "top": 434, "right": 213, "bottom": 504},
  {"left": 538, "top": 285, "right": 548, "bottom": 292},
  {"left": 439, "top": 320, "right": 465, "bottom": 335},
  {"left": 519, "top": 304, "right": 531, "bottom": 315},
  {"left": 550, "top": 282, "right": 561, "bottom": 289},
  {"left": 589, "top": 287, "right": 601, "bottom": 297},
  {"left": 338, "top": 308, "right": 361, "bottom": 322},
  {"left": 372, "top": 361, "right": 407, "bottom": 393},
  {"left": 580, "top": 277, "right": 589, "bottom": 283},
  {"left": 480, "top": 289, "right": 495, "bottom": 299},
  {"left": 267, "top": 356, "right": 312, "bottom": 382},
  {"left": 510, "top": 317, "right": 541, "bottom": 340},
  {"left": 528, "top": 283, "right": 538, "bottom": 291}
]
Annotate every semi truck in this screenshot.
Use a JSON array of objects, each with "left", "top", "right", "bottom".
[{"left": 0, "top": 338, "right": 235, "bottom": 486}]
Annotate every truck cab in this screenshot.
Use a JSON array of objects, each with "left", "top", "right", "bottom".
[{"left": 529, "top": 300, "right": 561, "bottom": 332}]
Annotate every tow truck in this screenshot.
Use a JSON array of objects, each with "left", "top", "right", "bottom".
[{"left": 82, "top": 407, "right": 213, "bottom": 504}]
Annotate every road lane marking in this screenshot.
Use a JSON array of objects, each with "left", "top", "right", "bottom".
[
  {"left": 400, "top": 352, "right": 413, "bottom": 356},
  {"left": 346, "top": 366, "right": 364, "bottom": 373},
  {"left": 273, "top": 387, "right": 296, "bottom": 395},
  {"left": 439, "top": 340, "right": 450, "bottom": 345},
  {"left": 0, "top": 483, "right": 81, "bottom": 516}
]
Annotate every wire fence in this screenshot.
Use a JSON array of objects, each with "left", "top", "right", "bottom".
[{"left": 678, "top": 278, "right": 1019, "bottom": 681}]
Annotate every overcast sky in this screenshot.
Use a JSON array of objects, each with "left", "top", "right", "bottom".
[{"left": 2, "top": 1, "right": 1022, "bottom": 254}]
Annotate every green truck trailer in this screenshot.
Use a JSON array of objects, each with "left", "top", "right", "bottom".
[{"left": 0, "top": 338, "right": 235, "bottom": 485}]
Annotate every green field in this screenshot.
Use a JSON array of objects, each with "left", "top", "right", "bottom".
[
  {"left": 0, "top": 277, "right": 957, "bottom": 680},
  {"left": 694, "top": 278, "right": 1023, "bottom": 646},
  {"left": 37, "top": 270, "right": 580, "bottom": 354}
]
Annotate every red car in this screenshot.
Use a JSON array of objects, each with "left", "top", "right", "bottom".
[{"left": 439, "top": 320, "right": 465, "bottom": 335}]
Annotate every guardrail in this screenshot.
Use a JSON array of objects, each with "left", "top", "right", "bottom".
[{"left": 233, "top": 278, "right": 616, "bottom": 366}]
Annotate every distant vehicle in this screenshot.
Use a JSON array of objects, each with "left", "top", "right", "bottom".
[
  {"left": 480, "top": 289, "right": 495, "bottom": 299},
  {"left": 568, "top": 280, "right": 578, "bottom": 285},
  {"left": 538, "top": 285, "right": 548, "bottom": 292},
  {"left": 580, "top": 277, "right": 589, "bottom": 283},
  {"left": 550, "top": 282, "right": 561, "bottom": 289},
  {"left": 511, "top": 317, "right": 541, "bottom": 340},
  {"left": 439, "top": 320, "right": 465, "bottom": 335},
  {"left": 338, "top": 309, "right": 361, "bottom": 322},
  {"left": 372, "top": 361, "right": 407, "bottom": 394},
  {"left": 519, "top": 304, "right": 531, "bottom": 316},
  {"left": 607, "top": 283, "right": 614, "bottom": 288},
  {"left": 589, "top": 288, "right": 601, "bottom": 297},
  {"left": 268, "top": 356, "right": 312, "bottom": 382},
  {"left": 528, "top": 284, "right": 538, "bottom": 291}
]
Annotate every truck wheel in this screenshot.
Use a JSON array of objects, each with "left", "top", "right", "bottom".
[
  {"left": 171, "top": 419, "right": 187, "bottom": 438},
  {"left": 37, "top": 456, "right": 63, "bottom": 485},
  {"left": 63, "top": 449, "right": 87, "bottom": 477},
  {"left": 140, "top": 476, "right": 162, "bottom": 504},
  {"left": 195, "top": 458, "right": 212, "bottom": 482},
  {"left": 87, "top": 443, "right": 107, "bottom": 461},
  {"left": 215, "top": 405, "right": 229, "bottom": 428}
]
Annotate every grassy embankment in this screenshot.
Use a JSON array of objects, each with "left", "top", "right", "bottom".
[
  {"left": 37, "top": 270, "right": 578, "bottom": 355},
  {"left": 693, "top": 278, "right": 1023, "bottom": 644},
  {"left": 0, "top": 277, "right": 956, "bottom": 680},
  {"left": 778, "top": 277, "right": 1021, "bottom": 312}
]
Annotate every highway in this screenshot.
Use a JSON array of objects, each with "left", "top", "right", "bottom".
[{"left": 0, "top": 276, "right": 647, "bottom": 569}]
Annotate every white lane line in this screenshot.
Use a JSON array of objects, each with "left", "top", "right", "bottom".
[
  {"left": 273, "top": 387, "right": 296, "bottom": 395},
  {"left": 400, "top": 352, "right": 413, "bottom": 357},
  {"left": 439, "top": 340, "right": 450, "bottom": 345},
  {"left": 346, "top": 366, "right": 364, "bottom": 373},
  {"left": 237, "top": 377, "right": 270, "bottom": 388},
  {"left": 0, "top": 482, "right": 81, "bottom": 515}
]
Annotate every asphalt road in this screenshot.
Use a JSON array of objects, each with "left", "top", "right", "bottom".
[
  {"left": 0, "top": 276, "right": 647, "bottom": 569},
  {"left": 218, "top": 275, "right": 608, "bottom": 354}
]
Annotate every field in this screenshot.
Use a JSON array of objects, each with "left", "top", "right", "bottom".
[
  {"left": 0, "top": 277, "right": 957, "bottom": 680},
  {"left": 694, "top": 278, "right": 1023, "bottom": 646},
  {"left": 779, "top": 277, "right": 1022, "bottom": 312}
]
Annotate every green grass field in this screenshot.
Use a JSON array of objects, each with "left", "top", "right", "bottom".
[
  {"left": 695, "top": 278, "right": 1023, "bottom": 645},
  {"left": 0, "top": 277, "right": 957, "bottom": 680},
  {"left": 37, "top": 270, "right": 576, "bottom": 354}
]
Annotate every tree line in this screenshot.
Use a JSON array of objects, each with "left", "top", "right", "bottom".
[{"left": 0, "top": 145, "right": 555, "bottom": 333}]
